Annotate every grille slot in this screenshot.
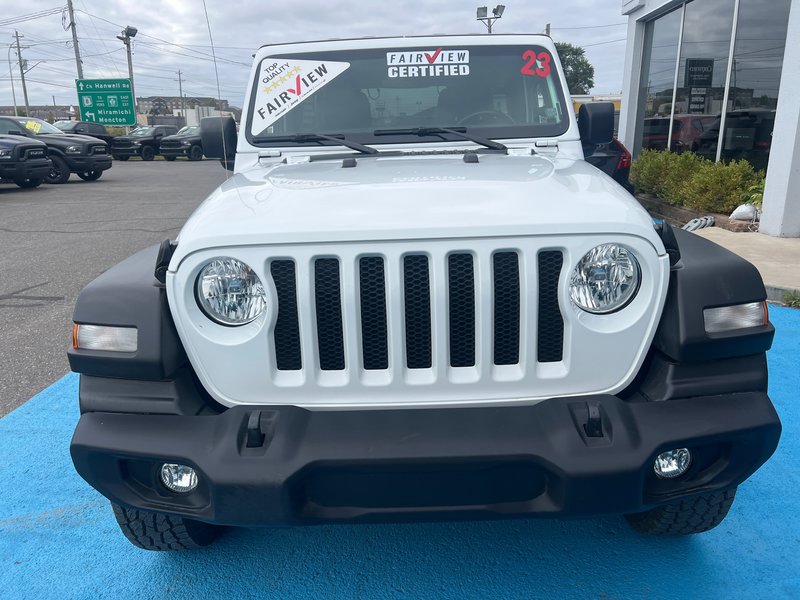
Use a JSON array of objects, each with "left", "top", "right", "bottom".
[
  {"left": 493, "top": 252, "right": 521, "bottom": 365},
  {"left": 403, "top": 255, "right": 432, "bottom": 369},
  {"left": 314, "top": 258, "right": 345, "bottom": 371},
  {"left": 271, "top": 260, "right": 302, "bottom": 371},
  {"left": 359, "top": 257, "right": 389, "bottom": 370},
  {"left": 448, "top": 253, "right": 475, "bottom": 367},
  {"left": 537, "top": 251, "right": 564, "bottom": 363}
]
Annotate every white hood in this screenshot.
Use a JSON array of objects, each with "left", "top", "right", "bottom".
[{"left": 171, "top": 153, "right": 664, "bottom": 266}]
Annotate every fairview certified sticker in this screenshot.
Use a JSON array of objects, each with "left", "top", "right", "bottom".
[
  {"left": 386, "top": 49, "right": 470, "bottom": 78},
  {"left": 250, "top": 58, "right": 350, "bottom": 134}
]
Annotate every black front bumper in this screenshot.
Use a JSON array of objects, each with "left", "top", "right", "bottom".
[
  {"left": 70, "top": 391, "right": 780, "bottom": 527},
  {"left": 66, "top": 155, "right": 112, "bottom": 172},
  {"left": 0, "top": 158, "right": 51, "bottom": 181},
  {"left": 111, "top": 147, "right": 141, "bottom": 158},
  {"left": 160, "top": 146, "right": 190, "bottom": 157}
]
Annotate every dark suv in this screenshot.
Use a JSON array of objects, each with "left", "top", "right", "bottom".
[
  {"left": 111, "top": 126, "right": 178, "bottom": 161},
  {"left": 0, "top": 134, "right": 51, "bottom": 188},
  {"left": 54, "top": 121, "right": 114, "bottom": 145},
  {"left": 0, "top": 117, "right": 112, "bottom": 184},
  {"left": 159, "top": 126, "right": 204, "bottom": 161}
]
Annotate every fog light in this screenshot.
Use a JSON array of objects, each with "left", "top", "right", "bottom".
[
  {"left": 160, "top": 463, "right": 198, "bottom": 493},
  {"left": 654, "top": 448, "right": 692, "bottom": 479}
]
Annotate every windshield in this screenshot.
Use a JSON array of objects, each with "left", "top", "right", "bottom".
[
  {"left": 177, "top": 126, "right": 199, "bottom": 135},
  {"left": 17, "top": 118, "right": 63, "bottom": 135},
  {"left": 130, "top": 127, "right": 156, "bottom": 136},
  {"left": 247, "top": 44, "right": 568, "bottom": 146},
  {"left": 53, "top": 121, "right": 76, "bottom": 132}
]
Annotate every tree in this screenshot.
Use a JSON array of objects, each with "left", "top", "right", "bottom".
[{"left": 554, "top": 42, "right": 595, "bottom": 95}]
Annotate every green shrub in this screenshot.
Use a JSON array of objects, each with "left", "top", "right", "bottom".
[
  {"left": 681, "top": 159, "right": 761, "bottom": 214},
  {"left": 784, "top": 290, "right": 800, "bottom": 308},
  {"left": 631, "top": 150, "right": 765, "bottom": 214}
]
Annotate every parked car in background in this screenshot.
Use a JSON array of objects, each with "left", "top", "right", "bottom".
[
  {"left": 584, "top": 138, "right": 633, "bottom": 192},
  {"left": 54, "top": 121, "right": 115, "bottom": 145},
  {"left": 0, "top": 134, "right": 51, "bottom": 188},
  {"left": 0, "top": 116, "right": 112, "bottom": 184},
  {"left": 111, "top": 125, "right": 178, "bottom": 161},
  {"left": 159, "top": 126, "right": 204, "bottom": 161},
  {"left": 641, "top": 115, "right": 716, "bottom": 152},
  {"left": 694, "top": 109, "right": 775, "bottom": 171}
]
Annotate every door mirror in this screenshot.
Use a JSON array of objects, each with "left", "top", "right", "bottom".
[
  {"left": 200, "top": 116, "right": 237, "bottom": 171},
  {"left": 578, "top": 102, "right": 614, "bottom": 146}
]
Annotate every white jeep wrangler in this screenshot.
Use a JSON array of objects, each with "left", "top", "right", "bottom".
[{"left": 69, "top": 35, "right": 780, "bottom": 550}]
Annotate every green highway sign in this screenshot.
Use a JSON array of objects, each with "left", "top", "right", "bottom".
[{"left": 76, "top": 78, "right": 136, "bottom": 126}]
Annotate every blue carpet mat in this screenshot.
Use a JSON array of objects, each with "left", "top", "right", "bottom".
[{"left": 1, "top": 307, "right": 798, "bottom": 599}]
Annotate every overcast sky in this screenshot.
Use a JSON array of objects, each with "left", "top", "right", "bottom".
[{"left": 0, "top": 1, "right": 629, "bottom": 109}]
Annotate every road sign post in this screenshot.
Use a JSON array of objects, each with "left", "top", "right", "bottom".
[{"left": 75, "top": 78, "right": 136, "bottom": 126}]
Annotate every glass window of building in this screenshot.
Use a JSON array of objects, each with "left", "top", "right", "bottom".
[{"left": 632, "top": 0, "right": 791, "bottom": 173}]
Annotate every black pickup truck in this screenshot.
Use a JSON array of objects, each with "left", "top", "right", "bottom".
[
  {"left": 0, "top": 134, "right": 51, "bottom": 188},
  {"left": 54, "top": 120, "right": 115, "bottom": 145},
  {"left": 159, "top": 125, "right": 204, "bottom": 161},
  {"left": 0, "top": 117, "right": 111, "bottom": 184},
  {"left": 111, "top": 125, "right": 179, "bottom": 161}
]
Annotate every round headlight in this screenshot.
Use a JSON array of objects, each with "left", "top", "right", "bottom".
[
  {"left": 195, "top": 257, "right": 266, "bottom": 325},
  {"left": 569, "top": 244, "right": 640, "bottom": 314}
]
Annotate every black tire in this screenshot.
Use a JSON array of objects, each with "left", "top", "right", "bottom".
[
  {"left": 77, "top": 170, "right": 103, "bottom": 181},
  {"left": 111, "top": 503, "right": 221, "bottom": 551},
  {"left": 114, "top": 155, "right": 129, "bottom": 161},
  {"left": 188, "top": 145, "right": 203, "bottom": 161},
  {"left": 141, "top": 146, "right": 156, "bottom": 161},
  {"left": 14, "top": 177, "right": 42, "bottom": 189},
  {"left": 44, "top": 155, "right": 70, "bottom": 184},
  {"left": 625, "top": 488, "right": 737, "bottom": 535},
  {"left": 163, "top": 155, "right": 177, "bottom": 161}
]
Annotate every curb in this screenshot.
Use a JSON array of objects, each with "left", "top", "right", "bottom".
[{"left": 766, "top": 285, "right": 799, "bottom": 306}]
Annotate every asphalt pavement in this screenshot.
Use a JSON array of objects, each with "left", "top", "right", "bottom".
[
  {"left": 0, "top": 160, "right": 227, "bottom": 416},
  {"left": 1, "top": 305, "right": 797, "bottom": 600}
]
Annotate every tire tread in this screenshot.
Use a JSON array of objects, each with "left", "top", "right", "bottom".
[
  {"left": 625, "top": 489, "right": 737, "bottom": 535},
  {"left": 111, "top": 503, "right": 219, "bottom": 551}
]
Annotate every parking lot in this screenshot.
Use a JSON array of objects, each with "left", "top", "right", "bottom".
[{"left": 0, "top": 160, "right": 227, "bottom": 415}]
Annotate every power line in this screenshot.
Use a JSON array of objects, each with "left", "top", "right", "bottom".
[
  {"left": 0, "top": 8, "right": 63, "bottom": 28},
  {"left": 551, "top": 22, "right": 627, "bottom": 31}
]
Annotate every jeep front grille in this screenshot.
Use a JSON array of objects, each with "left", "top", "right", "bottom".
[{"left": 268, "top": 249, "right": 563, "bottom": 374}]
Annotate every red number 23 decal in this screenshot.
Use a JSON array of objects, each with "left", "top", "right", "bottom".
[{"left": 521, "top": 50, "right": 551, "bottom": 78}]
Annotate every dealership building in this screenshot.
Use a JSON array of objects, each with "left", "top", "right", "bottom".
[{"left": 618, "top": 0, "right": 798, "bottom": 237}]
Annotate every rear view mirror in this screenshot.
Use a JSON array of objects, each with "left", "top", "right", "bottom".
[
  {"left": 578, "top": 102, "right": 614, "bottom": 146},
  {"left": 200, "top": 116, "right": 237, "bottom": 171}
]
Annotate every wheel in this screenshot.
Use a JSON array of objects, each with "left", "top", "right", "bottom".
[
  {"left": 77, "top": 171, "right": 103, "bottom": 181},
  {"left": 114, "top": 155, "right": 129, "bottom": 161},
  {"left": 44, "top": 155, "right": 70, "bottom": 184},
  {"left": 458, "top": 110, "right": 516, "bottom": 127},
  {"left": 163, "top": 155, "right": 177, "bottom": 161},
  {"left": 141, "top": 146, "right": 156, "bottom": 161},
  {"left": 111, "top": 503, "right": 221, "bottom": 551},
  {"left": 625, "top": 488, "right": 737, "bottom": 535},
  {"left": 14, "top": 177, "right": 42, "bottom": 188},
  {"left": 188, "top": 145, "right": 203, "bottom": 161}
]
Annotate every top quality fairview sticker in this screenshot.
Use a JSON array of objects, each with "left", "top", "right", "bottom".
[{"left": 250, "top": 58, "right": 350, "bottom": 134}]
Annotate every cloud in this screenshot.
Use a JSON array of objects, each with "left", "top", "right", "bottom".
[{"left": 0, "top": 0, "right": 628, "bottom": 108}]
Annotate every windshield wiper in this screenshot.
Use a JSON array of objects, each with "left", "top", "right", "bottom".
[
  {"left": 252, "top": 133, "right": 378, "bottom": 155},
  {"left": 373, "top": 127, "right": 507, "bottom": 152}
]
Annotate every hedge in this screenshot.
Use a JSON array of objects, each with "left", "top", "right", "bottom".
[{"left": 630, "top": 150, "right": 764, "bottom": 214}]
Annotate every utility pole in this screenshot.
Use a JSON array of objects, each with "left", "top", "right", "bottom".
[
  {"left": 6, "top": 42, "right": 18, "bottom": 116},
  {"left": 545, "top": 23, "right": 551, "bottom": 36},
  {"left": 66, "top": 0, "right": 84, "bottom": 79},
  {"left": 176, "top": 69, "right": 185, "bottom": 116},
  {"left": 116, "top": 26, "right": 138, "bottom": 114},
  {"left": 14, "top": 30, "right": 29, "bottom": 115}
]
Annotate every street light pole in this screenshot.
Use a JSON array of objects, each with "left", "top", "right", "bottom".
[
  {"left": 477, "top": 5, "right": 505, "bottom": 34},
  {"left": 7, "top": 43, "right": 18, "bottom": 116},
  {"left": 116, "top": 26, "right": 138, "bottom": 115}
]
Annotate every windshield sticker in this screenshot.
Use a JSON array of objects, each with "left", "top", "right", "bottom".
[
  {"left": 24, "top": 120, "right": 42, "bottom": 134},
  {"left": 520, "top": 50, "right": 552, "bottom": 78},
  {"left": 251, "top": 59, "right": 350, "bottom": 134},
  {"left": 386, "top": 49, "right": 469, "bottom": 78}
]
